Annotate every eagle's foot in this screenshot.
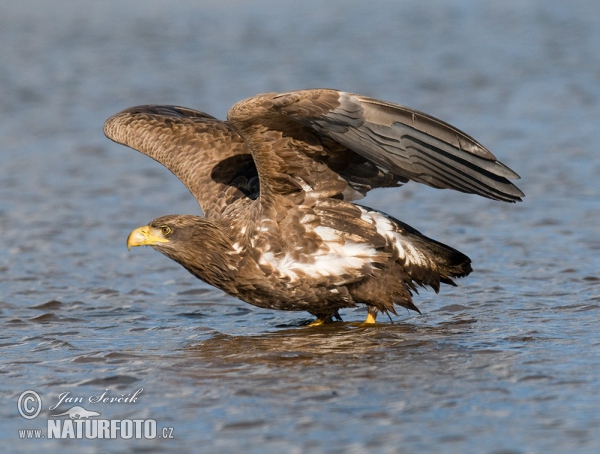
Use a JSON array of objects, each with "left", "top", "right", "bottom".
[
  {"left": 362, "top": 312, "right": 377, "bottom": 324},
  {"left": 358, "top": 306, "right": 378, "bottom": 325},
  {"left": 306, "top": 310, "right": 342, "bottom": 326}
]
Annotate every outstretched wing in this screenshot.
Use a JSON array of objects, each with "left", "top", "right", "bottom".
[
  {"left": 227, "top": 89, "right": 524, "bottom": 207},
  {"left": 104, "top": 105, "right": 259, "bottom": 219}
]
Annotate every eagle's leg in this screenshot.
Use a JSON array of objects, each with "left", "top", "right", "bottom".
[
  {"left": 363, "top": 306, "right": 378, "bottom": 324},
  {"left": 307, "top": 310, "right": 341, "bottom": 326}
]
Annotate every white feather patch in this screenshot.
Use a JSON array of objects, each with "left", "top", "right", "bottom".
[
  {"left": 360, "top": 208, "right": 427, "bottom": 267},
  {"left": 313, "top": 226, "right": 343, "bottom": 242},
  {"left": 258, "top": 239, "right": 379, "bottom": 286}
]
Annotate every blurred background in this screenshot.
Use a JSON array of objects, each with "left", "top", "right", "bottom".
[{"left": 2, "top": 0, "right": 600, "bottom": 452}]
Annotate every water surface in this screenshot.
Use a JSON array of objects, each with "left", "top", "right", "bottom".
[{"left": 2, "top": 1, "right": 600, "bottom": 452}]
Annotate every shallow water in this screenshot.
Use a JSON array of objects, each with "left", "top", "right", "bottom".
[{"left": 2, "top": 0, "right": 600, "bottom": 452}]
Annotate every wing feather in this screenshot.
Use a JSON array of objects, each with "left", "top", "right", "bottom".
[
  {"left": 104, "top": 105, "right": 258, "bottom": 218},
  {"left": 228, "top": 89, "right": 523, "bottom": 204}
]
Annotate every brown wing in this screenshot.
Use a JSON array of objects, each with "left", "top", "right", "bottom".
[
  {"left": 104, "top": 105, "right": 259, "bottom": 219},
  {"left": 227, "top": 89, "right": 524, "bottom": 205}
]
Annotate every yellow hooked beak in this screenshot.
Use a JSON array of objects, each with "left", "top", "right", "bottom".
[{"left": 126, "top": 225, "right": 170, "bottom": 250}]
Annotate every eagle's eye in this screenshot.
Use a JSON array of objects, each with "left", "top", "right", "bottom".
[{"left": 160, "top": 225, "right": 172, "bottom": 236}]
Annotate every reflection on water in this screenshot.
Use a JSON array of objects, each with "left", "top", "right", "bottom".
[
  {"left": 189, "top": 323, "right": 439, "bottom": 365},
  {"left": 2, "top": 0, "right": 600, "bottom": 452}
]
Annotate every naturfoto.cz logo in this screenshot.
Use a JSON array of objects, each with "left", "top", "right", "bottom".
[{"left": 17, "top": 389, "right": 174, "bottom": 440}]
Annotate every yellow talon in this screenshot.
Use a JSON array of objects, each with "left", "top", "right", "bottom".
[
  {"left": 363, "top": 312, "right": 377, "bottom": 324},
  {"left": 308, "top": 318, "right": 326, "bottom": 327}
]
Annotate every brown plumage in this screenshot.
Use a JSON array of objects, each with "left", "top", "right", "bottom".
[{"left": 104, "top": 89, "right": 523, "bottom": 324}]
